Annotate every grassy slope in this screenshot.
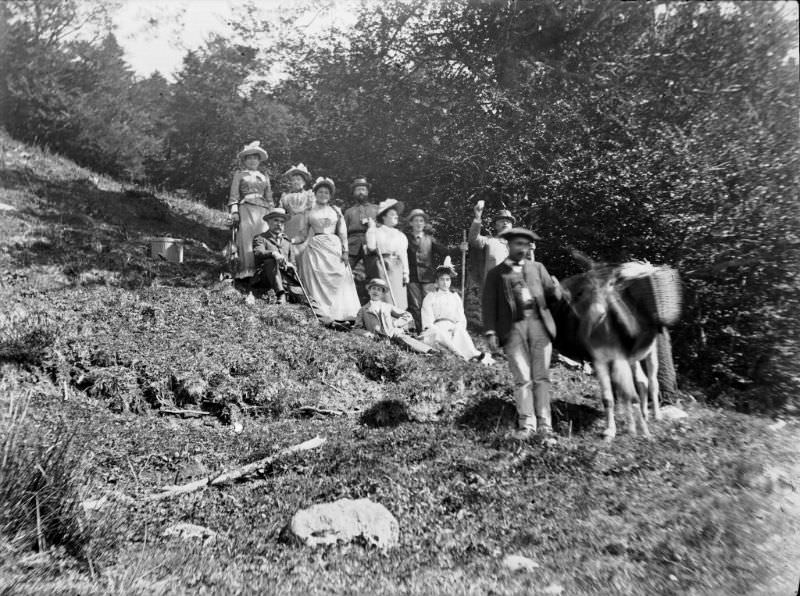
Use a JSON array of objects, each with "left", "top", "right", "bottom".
[{"left": 1, "top": 130, "right": 798, "bottom": 595}]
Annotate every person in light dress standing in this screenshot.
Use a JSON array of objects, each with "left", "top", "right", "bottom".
[
  {"left": 280, "top": 163, "right": 314, "bottom": 243},
  {"left": 227, "top": 141, "right": 274, "bottom": 280},
  {"left": 365, "top": 199, "right": 410, "bottom": 310},
  {"left": 296, "top": 177, "right": 360, "bottom": 323}
]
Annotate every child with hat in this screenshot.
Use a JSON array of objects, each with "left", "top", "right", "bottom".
[{"left": 354, "top": 279, "right": 432, "bottom": 353}]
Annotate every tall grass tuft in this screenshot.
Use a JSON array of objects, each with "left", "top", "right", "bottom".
[
  {"left": 0, "top": 393, "right": 90, "bottom": 557},
  {"left": 0, "top": 312, "right": 56, "bottom": 367}
]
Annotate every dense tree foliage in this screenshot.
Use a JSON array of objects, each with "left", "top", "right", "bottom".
[{"left": 1, "top": 0, "right": 797, "bottom": 410}]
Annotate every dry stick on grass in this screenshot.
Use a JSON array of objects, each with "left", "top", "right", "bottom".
[
  {"left": 157, "top": 408, "right": 211, "bottom": 418},
  {"left": 292, "top": 405, "right": 345, "bottom": 417},
  {"left": 147, "top": 436, "right": 326, "bottom": 501}
]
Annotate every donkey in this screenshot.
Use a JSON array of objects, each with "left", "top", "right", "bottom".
[{"left": 552, "top": 261, "right": 672, "bottom": 440}]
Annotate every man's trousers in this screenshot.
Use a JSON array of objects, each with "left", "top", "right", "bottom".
[{"left": 502, "top": 315, "right": 553, "bottom": 431}]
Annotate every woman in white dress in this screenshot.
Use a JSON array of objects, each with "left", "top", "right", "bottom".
[
  {"left": 296, "top": 177, "right": 360, "bottom": 322},
  {"left": 421, "top": 257, "right": 493, "bottom": 363},
  {"left": 227, "top": 141, "right": 273, "bottom": 279},
  {"left": 280, "top": 163, "right": 314, "bottom": 243},
  {"left": 365, "top": 199, "right": 410, "bottom": 310}
]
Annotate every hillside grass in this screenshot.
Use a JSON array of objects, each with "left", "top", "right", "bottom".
[{"left": 1, "top": 130, "right": 798, "bottom": 595}]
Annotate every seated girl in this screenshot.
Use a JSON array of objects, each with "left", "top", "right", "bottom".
[{"left": 420, "top": 258, "right": 493, "bottom": 364}]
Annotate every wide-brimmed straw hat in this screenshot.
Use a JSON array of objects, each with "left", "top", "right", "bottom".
[
  {"left": 494, "top": 209, "right": 516, "bottom": 225},
  {"left": 435, "top": 256, "right": 457, "bottom": 278},
  {"left": 238, "top": 141, "right": 268, "bottom": 161},
  {"left": 406, "top": 208, "right": 428, "bottom": 223},
  {"left": 262, "top": 208, "right": 289, "bottom": 222},
  {"left": 283, "top": 163, "right": 311, "bottom": 184},
  {"left": 350, "top": 177, "right": 372, "bottom": 193},
  {"left": 312, "top": 177, "right": 336, "bottom": 195},
  {"left": 366, "top": 278, "right": 389, "bottom": 291},
  {"left": 499, "top": 227, "right": 541, "bottom": 243},
  {"left": 377, "top": 198, "right": 404, "bottom": 220}
]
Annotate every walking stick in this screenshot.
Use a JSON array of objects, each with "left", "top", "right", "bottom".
[
  {"left": 227, "top": 226, "right": 239, "bottom": 278},
  {"left": 376, "top": 250, "right": 398, "bottom": 306},
  {"left": 461, "top": 230, "right": 467, "bottom": 303},
  {"left": 291, "top": 265, "right": 322, "bottom": 324}
]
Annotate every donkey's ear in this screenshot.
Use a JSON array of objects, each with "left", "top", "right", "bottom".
[{"left": 569, "top": 247, "right": 595, "bottom": 271}]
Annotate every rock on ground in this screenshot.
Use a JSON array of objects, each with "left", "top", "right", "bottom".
[
  {"left": 659, "top": 405, "right": 688, "bottom": 420},
  {"left": 502, "top": 554, "right": 540, "bottom": 572},
  {"left": 163, "top": 522, "right": 217, "bottom": 544},
  {"left": 287, "top": 498, "right": 399, "bottom": 550}
]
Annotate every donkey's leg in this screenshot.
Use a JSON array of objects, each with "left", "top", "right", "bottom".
[
  {"left": 643, "top": 346, "right": 661, "bottom": 421},
  {"left": 612, "top": 359, "right": 650, "bottom": 438},
  {"left": 595, "top": 362, "right": 616, "bottom": 441},
  {"left": 633, "top": 359, "right": 650, "bottom": 420}
]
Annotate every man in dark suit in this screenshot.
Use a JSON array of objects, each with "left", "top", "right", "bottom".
[
  {"left": 404, "top": 209, "right": 465, "bottom": 332},
  {"left": 482, "top": 228, "right": 561, "bottom": 439},
  {"left": 252, "top": 208, "right": 298, "bottom": 304}
]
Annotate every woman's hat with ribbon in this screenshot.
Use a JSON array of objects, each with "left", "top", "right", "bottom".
[
  {"left": 435, "top": 256, "right": 457, "bottom": 278},
  {"left": 377, "top": 198, "right": 405, "bottom": 220},
  {"left": 283, "top": 163, "right": 311, "bottom": 184},
  {"left": 238, "top": 141, "right": 268, "bottom": 161},
  {"left": 312, "top": 176, "right": 336, "bottom": 195}
]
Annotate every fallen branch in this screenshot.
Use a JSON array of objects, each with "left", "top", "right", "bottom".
[
  {"left": 320, "top": 379, "right": 346, "bottom": 396},
  {"left": 292, "top": 406, "right": 345, "bottom": 417},
  {"left": 147, "top": 436, "right": 326, "bottom": 501},
  {"left": 158, "top": 408, "right": 210, "bottom": 418}
]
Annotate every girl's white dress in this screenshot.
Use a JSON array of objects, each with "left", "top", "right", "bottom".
[{"left": 420, "top": 289, "right": 481, "bottom": 361}]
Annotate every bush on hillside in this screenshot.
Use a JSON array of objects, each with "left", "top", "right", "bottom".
[
  {"left": 0, "top": 313, "right": 56, "bottom": 368},
  {"left": 0, "top": 395, "right": 90, "bottom": 557}
]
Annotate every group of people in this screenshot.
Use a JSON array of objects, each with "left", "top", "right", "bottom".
[{"left": 228, "top": 141, "right": 561, "bottom": 439}]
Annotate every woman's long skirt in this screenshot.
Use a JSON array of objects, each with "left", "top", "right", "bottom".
[
  {"left": 421, "top": 321, "right": 481, "bottom": 361},
  {"left": 298, "top": 234, "right": 360, "bottom": 321},
  {"left": 365, "top": 254, "right": 407, "bottom": 310},
  {"left": 236, "top": 203, "right": 269, "bottom": 279}
]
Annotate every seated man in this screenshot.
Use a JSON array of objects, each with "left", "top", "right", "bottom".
[
  {"left": 354, "top": 278, "right": 432, "bottom": 353},
  {"left": 252, "top": 208, "right": 302, "bottom": 304},
  {"left": 420, "top": 257, "right": 493, "bottom": 364}
]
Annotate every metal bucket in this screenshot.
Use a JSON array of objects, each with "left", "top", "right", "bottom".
[{"left": 149, "top": 237, "right": 184, "bottom": 263}]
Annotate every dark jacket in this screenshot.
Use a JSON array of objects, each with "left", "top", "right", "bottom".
[
  {"left": 405, "top": 232, "right": 453, "bottom": 284},
  {"left": 482, "top": 260, "right": 560, "bottom": 346},
  {"left": 252, "top": 231, "right": 294, "bottom": 265}
]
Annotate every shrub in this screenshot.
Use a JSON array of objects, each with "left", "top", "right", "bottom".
[
  {"left": 0, "top": 394, "right": 90, "bottom": 557},
  {"left": 0, "top": 312, "right": 56, "bottom": 367},
  {"left": 354, "top": 346, "right": 407, "bottom": 383}
]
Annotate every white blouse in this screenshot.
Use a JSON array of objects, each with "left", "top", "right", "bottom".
[
  {"left": 366, "top": 225, "right": 409, "bottom": 276},
  {"left": 280, "top": 190, "right": 315, "bottom": 215},
  {"left": 421, "top": 289, "right": 467, "bottom": 330}
]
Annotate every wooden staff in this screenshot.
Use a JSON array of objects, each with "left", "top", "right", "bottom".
[
  {"left": 376, "top": 250, "right": 398, "bottom": 306},
  {"left": 461, "top": 230, "right": 467, "bottom": 303}
]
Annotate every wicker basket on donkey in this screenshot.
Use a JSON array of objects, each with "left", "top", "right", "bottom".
[{"left": 623, "top": 266, "right": 682, "bottom": 327}]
